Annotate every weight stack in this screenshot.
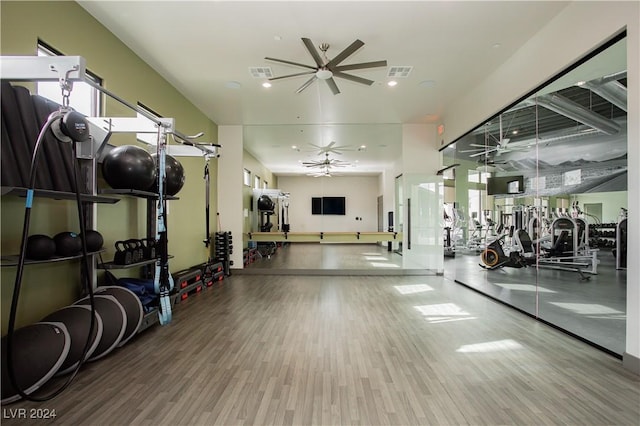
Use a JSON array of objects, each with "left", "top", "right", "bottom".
[{"left": 213, "top": 231, "right": 233, "bottom": 276}]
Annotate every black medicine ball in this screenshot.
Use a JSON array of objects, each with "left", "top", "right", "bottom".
[
  {"left": 102, "top": 145, "right": 156, "bottom": 191},
  {"left": 25, "top": 234, "right": 56, "bottom": 260},
  {"left": 84, "top": 230, "right": 104, "bottom": 252},
  {"left": 53, "top": 232, "right": 82, "bottom": 257}
]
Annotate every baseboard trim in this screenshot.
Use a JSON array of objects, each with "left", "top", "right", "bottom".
[
  {"left": 623, "top": 352, "right": 640, "bottom": 375},
  {"left": 234, "top": 268, "right": 436, "bottom": 276}
]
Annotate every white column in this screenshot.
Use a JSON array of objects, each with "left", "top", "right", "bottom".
[
  {"left": 217, "top": 125, "right": 244, "bottom": 270},
  {"left": 624, "top": 11, "right": 639, "bottom": 372}
]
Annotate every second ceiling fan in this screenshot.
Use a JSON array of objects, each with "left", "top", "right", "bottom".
[{"left": 266, "top": 38, "right": 387, "bottom": 95}]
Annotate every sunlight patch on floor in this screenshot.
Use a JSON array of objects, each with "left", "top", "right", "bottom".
[
  {"left": 394, "top": 284, "right": 434, "bottom": 294},
  {"left": 494, "top": 283, "right": 557, "bottom": 293},
  {"left": 414, "top": 303, "right": 477, "bottom": 323},
  {"left": 456, "top": 339, "right": 523, "bottom": 353},
  {"left": 549, "top": 302, "right": 624, "bottom": 315}
]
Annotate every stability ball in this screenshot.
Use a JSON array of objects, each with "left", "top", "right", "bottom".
[
  {"left": 102, "top": 145, "right": 156, "bottom": 191},
  {"left": 26, "top": 234, "right": 56, "bottom": 260},
  {"left": 257, "top": 195, "right": 275, "bottom": 212},
  {"left": 150, "top": 153, "right": 185, "bottom": 196},
  {"left": 54, "top": 232, "right": 82, "bottom": 257}
]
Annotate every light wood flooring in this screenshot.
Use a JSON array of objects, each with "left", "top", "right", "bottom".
[{"left": 4, "top": 274, "right": 639, "bottom": 425}]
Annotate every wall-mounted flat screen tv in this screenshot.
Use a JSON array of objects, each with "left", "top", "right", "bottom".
[
  {"left": 311, "top": 196, "right": 346, "bottom": 215},
  {"left": 487, "top": 176, "right": 525, "bottom": 195}
]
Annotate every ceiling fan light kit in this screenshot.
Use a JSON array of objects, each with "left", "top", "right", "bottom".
[{"left": 265, "top": 37, "right": 387, "bottom": 94}]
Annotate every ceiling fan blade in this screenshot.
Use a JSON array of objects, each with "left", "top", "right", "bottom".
[
  {"left": 269, "top": 71, "right": 316, "bottom": 81},
  {"left": 265, "top": 57, "right": 317, "bottom": 70},
  {"left": 301, "top": 38, "right": 324, "bottom": 67},
  {"left": 326, "top": 141, "right": 336, "bottom": 149},
  {"left": 325, "top": 77, "right": 340, "bottom": 95},
  {"left": 469, "top": 143, "right": 496, "bottom": 148},
  {"left": 326, "top": 39, "right": 364, "bottom": 68},
  {"left": 334, "top": 60, "right": 388, "bottom": 71},
  {"left": 296, "top": 75, "right": 317, "bottom": 93},
  {"left": 458, "top": 149, "right": 485, "bottom": 153},
  {"left": 332, "top": 71, "right": 374, "bottom": 86},
  {"left": 469, "top": 148, "right": 498, "bottom": 158}
]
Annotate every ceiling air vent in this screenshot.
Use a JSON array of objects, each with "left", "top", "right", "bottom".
[
  {"left": 387, "top": 66, "right": 413, "bottom": 78},
  {"left": 249, "top": 67, "right": 273, "bottom": 78}
]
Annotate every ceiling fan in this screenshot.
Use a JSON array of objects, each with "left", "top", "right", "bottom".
[
  {"left": 308, "top": 141, "right": 352, "bottom": 155},
  {"left": 460, "top": 114, "right": 530, "bottom": 158},
  {"left": 302, "top": 153, "right": 351, "bottom": 168},
  {"left": 265, "top": 38, "right": 387, "bottom": 95}
]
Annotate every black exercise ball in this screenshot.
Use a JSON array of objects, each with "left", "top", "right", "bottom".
[
  {"left": 54, "top": 232, "right": 82, "bottom": 257},
  {"left": 84, "top": 230, "right": 104, "bottom": 252},
  {"left": 150, "top": 153, "right": 185, "bottom": 196},
  {"left": 25, "top": 234, "right": 56, "bottom": 260},
  {"left": 102, "top": 145, "right": 156, "bottom": 191},
  {"left": 257, "top": 195, "right": 275, "bottom": 212}
]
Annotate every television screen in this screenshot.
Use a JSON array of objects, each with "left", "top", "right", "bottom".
[
  {"left": 311, "top": 197, "right": 322, "bottom": 215},
  {"left": 487, "top": 176, "right": 525, "bottom": 195},
  {"left": 322, "top": 197, "right": 346, "bottom": 215},
  {"left": 311, "top": 197, "right": 346, "bottom": 215}
]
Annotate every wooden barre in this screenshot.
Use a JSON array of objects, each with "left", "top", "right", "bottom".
[{"left": 246, "top": 231, "right": 401, "bottom": 242}]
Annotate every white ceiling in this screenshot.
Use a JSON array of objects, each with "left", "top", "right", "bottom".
[{"left": 78, "top": 1, "right": 570, "bottom": 176}]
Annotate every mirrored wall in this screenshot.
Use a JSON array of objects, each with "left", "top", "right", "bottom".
[{"left": 443, "top": 35, "right": 628, "bottom": 355}]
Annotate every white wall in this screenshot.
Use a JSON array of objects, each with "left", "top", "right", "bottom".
[
  {"left": 441, "top": 1, "right": 639, "bottom": 370},
  {"left": 277, "top": 176, "right": 379, "bottom": 232},
  {"left": 574, "top": 192, "right": 628, "bottom": 223}
]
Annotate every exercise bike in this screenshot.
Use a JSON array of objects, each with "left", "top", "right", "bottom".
[{"left": 479, "top": 228, "right": 529, "bottom": 270}]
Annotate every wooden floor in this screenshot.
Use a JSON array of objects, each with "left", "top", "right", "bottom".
[{"left": 5, "top": 275, "right": 639, "bottom": 425}]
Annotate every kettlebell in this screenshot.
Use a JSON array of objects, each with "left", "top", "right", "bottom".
[{"left": 113, "top": 240, "right": 132, "bottom": 265}]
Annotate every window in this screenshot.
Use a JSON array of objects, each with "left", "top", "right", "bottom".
[
  {"left": 36, "top": 41, "right": 101, "bottom": 116},
  {"left": 262, "top": 181, "right": 268, "bottom": 189},
  {"left": 136, "top": 102, "right": 162, "bottom": 145},
  {"left": 243, "top": 169, "right": 251, "bottom": 187},
  {"left": 254, "top": 175, "right": 261, "bottom": 189}
]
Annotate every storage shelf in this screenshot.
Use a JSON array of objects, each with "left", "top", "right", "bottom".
[
  {"left": 99, "top": 255, "right": 173, "bottom": 270},
  {"left": 99, "top": 188, "right": 179, "bottom": 200},
  {"left": 1, "top": 186, "right": 119, "bottom": 204},
  {"left": 1, "top": 249, "right": 106, "bottom": 267}
]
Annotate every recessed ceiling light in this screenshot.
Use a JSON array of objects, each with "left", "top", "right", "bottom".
[
  {"left": 291, "top": 145, "right": 298, "bottom": 150},
  {"left": 274, "top": 35, "right": 282, "bottom": 41},
  {"left": 225, "top": 81, "right": 241, "bottom": 89},
  {"left": 492, "top": 43, "right": 502, "bottom": 49},
  {"left": 576, "top": 80, "right": 586, "bottom": 86},
  {"left": 512, "top": 130, "right": 519, "bottom": 135},
  {"left": 387, "top": 80, "right": 398, "bottom": 87},
  {"left": 262, "top": 82, "right": 272, "bottom": 88}
]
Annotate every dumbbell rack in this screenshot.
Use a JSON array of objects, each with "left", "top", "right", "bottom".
[{"left": 213, "top": 232, "right": 233, "bottom": 276}]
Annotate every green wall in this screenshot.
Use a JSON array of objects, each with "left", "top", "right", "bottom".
[{"left": 1, "top": 1, "right": 219, "bottom": 332}]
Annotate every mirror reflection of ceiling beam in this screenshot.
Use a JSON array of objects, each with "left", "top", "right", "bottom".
[
  {"left": 528, "top": 94, "right": 621, "bottom": 135},
  {"left": 578, "top": 71, "right": 627, "bottom": 112}
]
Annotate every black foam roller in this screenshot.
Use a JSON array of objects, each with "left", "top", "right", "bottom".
[
  {"left": 1, "top": 322, "right": 70, "bottom": 404},
  {"left": 95, "top": 286, "right": 143, "bottom": 346},
  {"left": 14, "top": 86, "right": 52, "bottom": 190},
  {"left": 31, "top": 94, "right": 73, "bottom": 192},
  {"left": 1, "top": 107, "right": 20, "bottom": 187},
  {"left": 74, "top": 295, "right": 126, "bottom": 361},
  {"left": 40, "top": 305, "right": 104, "bottom": 376},
  {"left": 0, "top": 81, "right": 31, "bottom": 186}
]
